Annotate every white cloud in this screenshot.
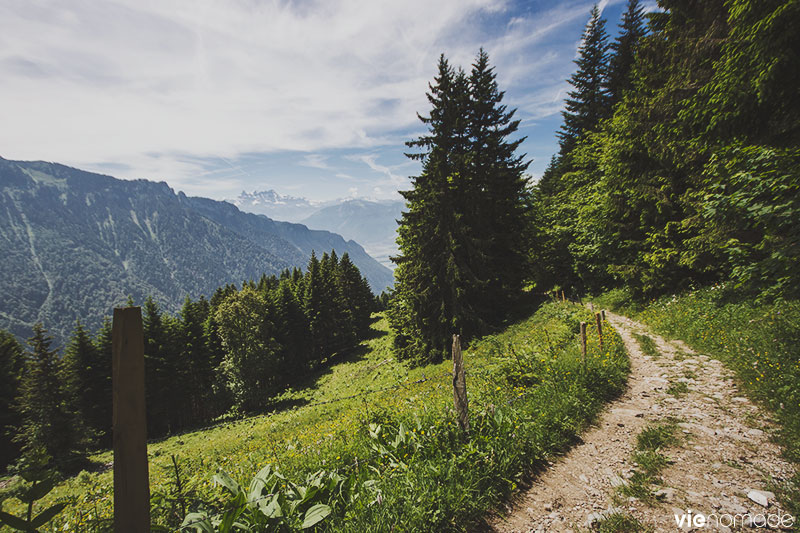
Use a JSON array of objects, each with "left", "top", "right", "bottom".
[
  {"left": 0, "top": 0, "right": 618, "bottom": 196},
  {"left": 299, "top": 154, "right": 330, "bottom": 169}
]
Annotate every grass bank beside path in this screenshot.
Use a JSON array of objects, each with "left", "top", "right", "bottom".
[
  {"left": 593, "top": 286, "right": 800, "bottom": 515},
  {"left": 1, "top": 303, "right": 629, "bottom": 532}
]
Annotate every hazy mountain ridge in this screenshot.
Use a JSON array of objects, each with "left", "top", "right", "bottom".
[
  {"left": 229, "top": 189, "right": 328, "bottom": 222},
  {"left": 0, "top": 158, "right": 393, "bottom": 343},
  {"left": 301, "top": 199, "right": 403, "bottom": 269},
  {"left": 230, "top": 191, "right": 403, "bottom": 270}
]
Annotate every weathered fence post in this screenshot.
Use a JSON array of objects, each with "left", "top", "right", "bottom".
[
  {"left": 596, "top": 312, "right": 603, "bottom": 349},
  {"left": 112, "top": 307, "right": 150, "bottom": 533},
  {"left": 452, "top": 334, "right": 469, "bottom": 432},
  {"left": 561, "top": 290, "right": 566, "bottom": 303},
  {"left": 580, "top": 321, "right": 587, "bottom": 365},
  {"left": 601, "top": 310, "right": 606, "bottom": 322}
]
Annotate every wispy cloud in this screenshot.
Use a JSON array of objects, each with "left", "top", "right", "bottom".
[
  {"left": 0, "top": 0, "right": 629, "bottom": 199},
  {"left": 348, "top": 154, "right": 407, "bottom": 188},
  {"left": 299, "top": 154, "right": 330, "bottom": 170}
]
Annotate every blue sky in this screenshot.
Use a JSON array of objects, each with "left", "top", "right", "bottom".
[{"left": 0, "top": 0, "right": 652, "bottom": 202}]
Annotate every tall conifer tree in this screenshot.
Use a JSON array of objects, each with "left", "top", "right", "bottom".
[
  {"left": 468, "top": 49, "right": 531, "bottom": 315},
  {"left": 391, "top": 51, "right": 528, "bottom": 364},
  {"left": 391, "top": 56, "right": 472, "bottom": 364},
  {"left": 607, "top": 0, "right": 647, "bottom": 107},
  {"left": 0, "top": 330, "right": 24, "bottom": 469},
  {"left": 61, "top": 321, "right": 105, "bottom": 445},
  {"left": 16, "top": 325, "right": 83, "bottom": 467},
  {"left": 557, "top": 5, "right": 611, "bottom": 157}
]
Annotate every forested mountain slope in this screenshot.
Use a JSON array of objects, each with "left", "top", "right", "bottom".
[{"left": 0, "top": 158, "right": 393, "bottom": 343}]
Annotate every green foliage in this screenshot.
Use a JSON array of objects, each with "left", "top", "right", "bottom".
[
  {"left": 0, "top": 452, "right": 68, "bottom": 533},
  {"left": 10, "top": 303, "right": 629, "bottom": 531},
  {"left": 177, "top": 301, "right": 628, "bottom": 532},
  {"left": 700, "top": 145, "right": 800, "bottom": 298},
  {"left": 535, "top": 1, "right": 800, "bottom": 300},
  {"left": 181, "top": 465, "right": 344, "bottom": 532},
  {"left": 216, "top": 286, "right": 282, "bottom": 412},
  {"left": 617, "top": 422, "right": 678, "bottom": 504}
]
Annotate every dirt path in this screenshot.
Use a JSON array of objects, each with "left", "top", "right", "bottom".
[{"left": 478, "top": 311, "right": 795, "bottom": 532}]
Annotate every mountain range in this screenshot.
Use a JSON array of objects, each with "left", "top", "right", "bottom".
[
  {"left": 230, "top": 191, "right": 403, "bottom": 270},
  {"left": 230, "top": 190, "right": 325, "bottom": 223},
  {"left": 0, "top": 158, "right": 393, "bottom": 344}
]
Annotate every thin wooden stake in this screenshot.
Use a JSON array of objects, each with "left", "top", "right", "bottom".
[
  {"left": 561, "top": 290, "right": 565, "bottom": 303},
  {"left": 601, "top": 310, "right": 606, "bottom": 322},
  {"left": 596, "top": 312, "right": 603, "bottom": 349},
  {"left": 580, "top": 321, "right": 587, "bottom": 364},
  {"left": 113, "top": 307, "right": 150, "bottom": 533},
  {"left": 452, "top": 334, "right": 469, "bottom": 433}
]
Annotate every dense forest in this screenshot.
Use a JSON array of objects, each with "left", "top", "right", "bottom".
[
  {"left": 532, "top": 0, "right": 799, "bottom": 300},
  {"left": 390, "top": 0, "right": 799, "bottom": 366},
  {"left": 0, "top": 250, "right": 376, "bottom": 472}
]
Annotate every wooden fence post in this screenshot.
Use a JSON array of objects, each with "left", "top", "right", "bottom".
[
  {"left": 561, "top": 290, "right": 565, "bottom": 303},
  {"left": 112, "top": 307, "right": 150, "bottom": 533},
  {"left": 452, "top": 334, "right": 469, "bottom": 433},
  {"left": 580, "top": 321, "right": 587, "bottom": 365},
  {"left": 601, "top": 310, "right": 606, "bottom": 322},
  {"left": 596, "top": 312, "right": 603, "bottom": 349}
]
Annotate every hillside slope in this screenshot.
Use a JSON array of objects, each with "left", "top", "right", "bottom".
[
  {"left": 1, "top": 302, "right": 630, "bottom": 532},
  {"left": 0, "top": 158, "right": 393, "bottom": 343}
]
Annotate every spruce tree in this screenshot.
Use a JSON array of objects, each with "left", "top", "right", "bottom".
[
  {"left": 303, "top": 251, "right": 325, "bottom": 364},
  {"left": 390, "top": 56, "right": 473, "bottom": 364},
  {"left": 468, "top": 49, "right": 531, "bottom": 316},
  {"left": 180, "top": 296, "right": 215, "bottom": 421},
  {"left": 16, "top": 324, "right": 83, "bottom": 468},
  {"left": 61, "top": 321, "right": 104, "bottom": 446},
  {"left": 0, "top": 330, "right": 24, "bottom": 469},
  {"left": 273, "top": 279, "right": 311, "bottom": 381},
  {"left": 607, "top": 0, "right": 647, "bottom": 107},
  {"left": 203, "top": 291, "right": 230, "bottom": 416},
  {"left": 143, "top": 297, "right": 173, "bottom": 435},
  {"left": 557, "top": 5, "right": 611, "bottom": 157},
  {"left": 338, "top": 253, "right": 375, "bottom": 335},
  {"left": 92, "top": 318, "right": 113, "bottom": 446},
  {"left": 322, "top": 250, "right": 356, "bottom": 352}
]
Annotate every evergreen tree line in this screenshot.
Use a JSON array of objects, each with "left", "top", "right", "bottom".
[
  {"left": 0, "top": 250, "right": 376, "bottom": 472},
  {"left": 532, "top": 0, "right": 800, "bottom": 300}
]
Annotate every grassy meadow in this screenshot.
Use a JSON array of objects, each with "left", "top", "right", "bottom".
[{"left": 1, "top": 301, "right": 629, "bottom": 531}]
